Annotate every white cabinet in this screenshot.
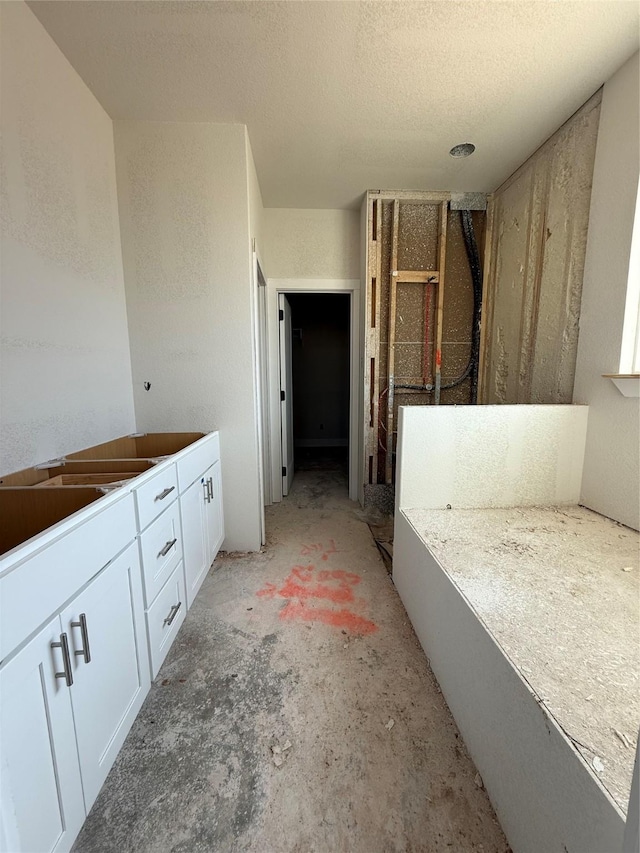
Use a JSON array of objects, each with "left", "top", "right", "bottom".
[
  {"left": 60, "top": 542, "right": 149, "bottom": 811},
  {"left": 133, "top": 463, "right": 178, "bottom": 531},
  {"left": 181, "top": 459, "right": 224, "bottom": 609},
  {"left": 0, "top": 430, "right": 223, "bottom": 852},
  {"left": 0, "top": 542, "right": 149, "bottom": 852},
  {"left": 181, "top": 474, "right": 209, "bottom": 609},
  {"left": 0, "top": 618, "right": 84, "bottom": 853},
  {"left": 146, "top": 563, "right": 186, "bottom": 677},
  {"left": 0, "top": 512, "right": 149, "bottom": 853},
  {"left": 134, "top": 466, "right": 185, "bottom": 680},
  {"left": 205, "top": 459, "right": 224, "bottom": 565},
  {"left": 138, "top": 499, "right": 182, "bottom": 606}
]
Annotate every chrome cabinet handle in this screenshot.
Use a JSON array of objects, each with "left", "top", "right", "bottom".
[
  {"left": 71, "top": 613, "right": 91, "bottom": 664},
  {"left": 51, "top": 633, "right": 73, "bottom": 687},
  {"left": 207, "top": 477, "right": 214, "bottom": 500},
  {"left": 158, "top": 538, "right": 177, "bottom": 558},
  {"left": 202, "top": 480, "right": 210, "bottom": 504},
  {"left": 155, "top": 486, "right": 175, "bottom": 502},
  {"left": 163, "top": 601, "right": 182, "bottom": 628}
]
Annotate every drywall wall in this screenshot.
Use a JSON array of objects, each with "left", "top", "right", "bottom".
[
  {"left": 395, "top": 405, "right": 588, "bottom": 512},
  {"left": 393, "top": 511, "right": 624, "bottom": 853},
  {"left": 0, "top": 1, "right": 135, "bottom": 474},
  {"left": 482, "top": 92, "right": 601, "bottom": 404},
  {"left": 114, "top": 121, "right": 261, "bottom": 551},
  {"left": 263, "top": 208, "right": 360, "bottom": 279},
  {"left": 573, "top": 52, "right": 640, "bottom": 532},
  {"left": 246, "top": 130, "right": 265, "bottom": 266},
  {"left": 245, "top": 129, "right": 269, "bottom": 531}
]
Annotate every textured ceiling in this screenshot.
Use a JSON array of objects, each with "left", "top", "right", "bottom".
[{"left": 27, "top": 1, "right": 639, "bottom": 209}]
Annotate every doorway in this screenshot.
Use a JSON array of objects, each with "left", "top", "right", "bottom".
[
  {"left": 277, "top": 290, "right": 355, "bottom": 498},
  {"left": 267, "top": 280, "right": 361, "bottom": 504}
]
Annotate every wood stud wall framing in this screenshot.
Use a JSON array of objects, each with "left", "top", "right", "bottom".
[{"left": 363, "top": 191, "right": 487, "bottom": 492}]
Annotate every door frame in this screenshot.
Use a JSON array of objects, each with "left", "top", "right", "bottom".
[
  {"left": 278, "top": 292, "right": 295, "bottom": 497},
  {"left": 266, "top": 278, "right": 361, "bottom": 503},
  {"left": 250, "top": 243, "right": 268, "bottom": 543}
]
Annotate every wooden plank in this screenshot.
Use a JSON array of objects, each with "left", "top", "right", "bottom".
[
  {"left": 394, "top": 270, "right": 439, "bottom": 284},
  {"left": 477, "top": 194, "right": 495, "bottom": 403},
  {"left": 0, "top": 467, "right": 50, "bottom": 487},
  {"left": 363, "top": 195, "right": 376, "bottom": 483},
  {"left": 434, "top": 201, "right": 448, "bottom": 404},
  {"left": 61, "top": 460, "right": 155, "bottom": 475},
  {"left": 367, "top": 190, "right": 451, "bottom": 204},
  {"left": 371, "top": 198, "right": 382, "bottom": 483},
  {"left": 0, "top": 459, "right": 156, "bottom": 487},
  {"left": 0, "top": 488, "right": 103, "bottom": 556},
  {"left": 33, "top": 473, "right": 139, "bottom": 488},
  {"left": 67, "top": 433, "right": 204, "bottom": 460},
  {"left": 68, "top": 436, "right": 138, "bottom": 460},
  {"left": 386, "top": 199, "right": 400, "bottom": 484},
  {"left": 136, "top": 433, "right": 204, "bottom": 458}
]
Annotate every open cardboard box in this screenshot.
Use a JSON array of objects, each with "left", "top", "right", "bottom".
[{"left": 0, "top": 488, "right": 105, "bottom": 556}]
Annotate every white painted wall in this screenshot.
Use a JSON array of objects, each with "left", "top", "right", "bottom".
[
  {"left": 573, "top": 52, "right": 640, "bottom": 532},
  {"left": 0, "top": 1, "right": 135, "bottom": 474},
  {"left": 245, "top": 130, "right": 268, "bottom": 537},
  {"left": 263, "top": 208, "right": 360, "bottom": 279},
  {"left": 396, "top": 405, "right": 588, "bottom": 512},
  {"left": 246, "top": 131, "right": 265, "bottom": 264},
  {"left": 114, "top": 122, "right": 261, "bottom": 551}
]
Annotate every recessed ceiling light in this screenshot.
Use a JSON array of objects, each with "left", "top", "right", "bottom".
[{"left": 450, "top": 143, "right": 476, "bottom": 158}]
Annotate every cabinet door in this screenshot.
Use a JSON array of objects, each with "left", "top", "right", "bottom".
[
  {"left": 205, "top": 460, "right": 224, "bottom": 564},
  {"left": 180, "top": 475, "right": 209, "bottom": 609},
  {"left": 61, "top": 542, "right": 150, "bottom": 811},
  {"left": 0, "top": 618, "right": 84, "bottom": 853}
]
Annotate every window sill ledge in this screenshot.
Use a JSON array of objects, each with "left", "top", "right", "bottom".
[{"left": 603, "top": 374, "right": 640, "bottom": 397}]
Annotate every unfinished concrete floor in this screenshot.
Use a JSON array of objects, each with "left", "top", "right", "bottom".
[{"left": 72, "top": 464, "right": 510, "bottom": 853}]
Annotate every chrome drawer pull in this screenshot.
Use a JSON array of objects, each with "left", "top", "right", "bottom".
[
  {"left": 155, "top": 486, "right": 175, "bottom": 502},
  {"left": 158, "top": 538, "right": 178, "bottom": 558},
  {"left": 70, "top": 613, "right": 91, "bottom": 664},
  {"left": 203, "top": 480, "right": 210, "bottom": 504},
  {"left": 163, "top": 601, "right": 182, "bottom": 628},
  {"left": 207, "top": 477, "right": 213, "bottom": 499},
  {"left": 51, "top": 633, "right": 73, "bottom": 686}
]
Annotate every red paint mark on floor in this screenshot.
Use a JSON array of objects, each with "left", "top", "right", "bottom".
[
  {"left": 300, "top": 539, "right": 339, "bottom": 561},
  {"left": 274, "top": 565, "right": 362, "bottom": 605},
  {"left": 256, "top": 582, "right": 277, "bottom": 599},
  {"left": 256, "top": 550, "right": 378, "bottom": 635},
  {"left": 280, "top": 600, "right": 378, "bottom": 635}
]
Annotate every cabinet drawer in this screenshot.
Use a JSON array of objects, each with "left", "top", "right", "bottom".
[
  {"left": 176, "top": 432, "right": 219, "bottom": 493},
  {"left": 133, "top": 464, "right": 178, "bottom": 531},
  {"left": 146, "top": 564, "right": 186, "bottom": 678},
  {"left": 0, "top": 493, "right": 136, "bottom": 662},
  {"left": 139, "top": 501, "right": 183, "bottom": 606}
]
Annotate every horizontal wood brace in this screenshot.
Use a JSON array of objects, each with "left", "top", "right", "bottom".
[{"left": 391, "top": 270, "right": 439, "bottom": 283}]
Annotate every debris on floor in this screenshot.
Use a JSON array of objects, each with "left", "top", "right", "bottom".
[
  {"left": 353, "top": 504, "right": 395, "bottom": 573},
  {"left": 271, "top": 741, "right": 292, "bottom": 768},
  {"left": 70, "top": 466, "right": 511, "bottom": 853}
]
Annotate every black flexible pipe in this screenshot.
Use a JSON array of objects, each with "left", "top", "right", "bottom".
[
  {"left": 460, "top": 209, "right": 483, "bottom": 403},
  {"left": 396, "top": 210, "right": 483, "bottom": 399}
]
